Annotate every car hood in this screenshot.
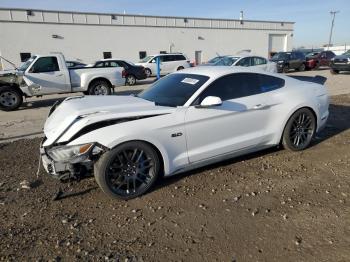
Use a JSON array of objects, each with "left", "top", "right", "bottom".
[
  {"left": 43, "top": 95, "right": 175, "bottom": 146},
  {"left": 0, "top": 69, "right": 17, "bottom": 76}
]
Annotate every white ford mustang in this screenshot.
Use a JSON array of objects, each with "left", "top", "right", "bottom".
[{"left": 40, "top": 66, "right": 329, "bottom": 199}]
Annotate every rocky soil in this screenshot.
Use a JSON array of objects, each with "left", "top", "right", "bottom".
[{"left": 0, "top": 94, "right": 349, "bottom": 262}]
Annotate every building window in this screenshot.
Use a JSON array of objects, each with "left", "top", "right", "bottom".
[
  {"left": 103, "top": 52, "right": 112, "bottom": 59},
  {"left": 160, "top": 51, "right": 167, "bottom": 54},
  {"left": 139, "top": 51, "right": 147, "bottom": 59},
  {"left": 20, "top": 53, "right": 31, "bottom": 62}
]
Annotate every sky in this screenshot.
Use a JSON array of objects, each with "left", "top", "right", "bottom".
[{"left": 0, "top": 0, "right": 349, "bottom": 47}]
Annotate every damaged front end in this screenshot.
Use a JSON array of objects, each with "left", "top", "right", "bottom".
[{"left": 40, "top": 140, "right": 107, "bottom": 181}]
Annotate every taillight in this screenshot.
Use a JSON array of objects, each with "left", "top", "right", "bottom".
[{"left": 122, "top": 70, "right": 127, "bottom": 78}]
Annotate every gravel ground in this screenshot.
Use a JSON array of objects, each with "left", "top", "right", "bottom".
[{"left": 0, "top": 94, "right": 349, "bottom": 261}]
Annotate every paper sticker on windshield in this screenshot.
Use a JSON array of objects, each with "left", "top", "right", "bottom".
[{"left": 181, "top": 78, "right": 199, "bottom": 85}]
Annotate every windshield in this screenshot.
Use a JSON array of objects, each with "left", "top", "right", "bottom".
[
  {"left": 272, "top": 52, "right": 290, "bottom": 60},
  {"left": 18, "top": 56, "right": 37, "bottom": 71},
  {"left": 139, "top": 56, "right": 154, "bottom": 63},
  {"left": 208, "top": 56, "right": 224, "bottom": 64},
  {"left": 138, "top": 73, "right": 210, "bottom": 107},
  {"left": 342, "top": 50, "right": 350, "bottom": 56},
  {"left": 214, "top": 57, "right": 239, "bottom": 66}
]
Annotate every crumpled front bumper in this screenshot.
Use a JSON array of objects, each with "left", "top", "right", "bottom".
[{"left": 40, "top": 146, "right": 75, "bottom": 179}]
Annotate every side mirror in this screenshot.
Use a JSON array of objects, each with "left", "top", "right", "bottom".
[{"left": 196, "top": 96, "right": 222, "bottom": 108}]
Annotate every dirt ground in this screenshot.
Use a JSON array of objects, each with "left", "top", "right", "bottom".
[{"left": 0, "top": 94, "right": 349, "bottom": 261}]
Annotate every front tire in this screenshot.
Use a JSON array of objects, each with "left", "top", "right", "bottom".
[
  {"left": 0, "top": 86, "right": 23, "bottom": 111},
  {"left": 94, "top": 141, "right": 160, "bottom": 200},
  {"left": 330, "top": 69, "right": 339, "bottom": 74},
  {"left": 177, "top": 66, "right": 184, "bottom": 71},
  {"left": 282, "top": 65, "right": 289, "bottom": 73},
  {"left": 88, "top": 80, "right": 112, "bottom": 95},
  {"left": 298, "top": 63, "right": 306, "bottom": 71},
  {"left": 282, "top": 108, "right": 316, "bottom": 151},
  {"left": 145, "top": 68, "right": 152, "bottom": 77}
]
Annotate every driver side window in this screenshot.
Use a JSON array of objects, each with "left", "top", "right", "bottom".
[
  {"left": 237, "top": 57, "right": 251, "bottom": 67},
  {"left": 196, "top": 73, "right": 261, "bottom": 103},
  {"left": 31, "top": 57, "right": 59, "bottom": 73}
]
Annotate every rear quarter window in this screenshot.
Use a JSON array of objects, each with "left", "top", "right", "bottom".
[{"left": 258, "top": 74, "right": 285, "bottom": 92}]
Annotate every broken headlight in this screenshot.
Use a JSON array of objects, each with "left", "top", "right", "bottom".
[{"left": 47, "top": 143, "right": 94, "bottom": 163}]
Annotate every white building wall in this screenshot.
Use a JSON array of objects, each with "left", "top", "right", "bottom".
[{"left": 0, "top": 8, "right": 294, "bottom": 69}]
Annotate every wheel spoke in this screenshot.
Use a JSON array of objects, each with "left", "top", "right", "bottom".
[
  {"left": 130, "top": 149, "right": 138, "bottom": 162},
  {"left": 135, "top": 150, "right": 144, "bottom": 163}
]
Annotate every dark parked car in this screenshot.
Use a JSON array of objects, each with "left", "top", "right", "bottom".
[
  {"left": 270, "top": 51, "right": 306, "bottom": 73},
  {"left": 305, "top": 51, "right": 336, "bottom": 70},
  {"left": 90, "top": 59, "right": 147, "bottom": 85},
  {"left": 330, "top": 50, "right": 350, "bottom": 74},
  {"left": 66, "top": 60, "right": 87, "bottom": 68}
]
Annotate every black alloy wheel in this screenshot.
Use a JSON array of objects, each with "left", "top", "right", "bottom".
[
  {"left": 94, "top": 141, "right": 160, "bottom": 200},
  {"left": 282, "top": 108, "right": 316, "bottom": 151}
]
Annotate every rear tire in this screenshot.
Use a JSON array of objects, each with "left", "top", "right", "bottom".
[
  {"left": 126, "top": 75, "right": 136, "bottom": 86},
  {"left": 94, "top": 141, "right": 160, "bottom": 200},
  {"left": 88, "top": 80, "right": 111, "bottom": 95},
  {"left": 282, "top": 108, "right": 316, "bottom": 151},
  {"left": 0, "top": 86, "right": 23, "bottom": 111}
]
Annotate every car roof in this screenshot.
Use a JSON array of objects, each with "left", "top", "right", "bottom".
[
  {"left": 149, "top": 53, "right": 185, "bottom": 56},
  {"left": 176, "top": 66, "right": 279, "bottom": 79},
  {"left": 98, "top": 58, "right": 124, "bottom": 62}
]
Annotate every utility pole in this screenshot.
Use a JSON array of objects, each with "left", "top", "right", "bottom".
[{"left": 327, "top": 11, "right": 339, "bottom": 50}]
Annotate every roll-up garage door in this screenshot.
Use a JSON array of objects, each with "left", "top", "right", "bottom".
[{"left": 268, "top": 34, "right": 286, "bottom": 53}]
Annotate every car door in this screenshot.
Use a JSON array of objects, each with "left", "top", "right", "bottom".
[
  {"left": 325, "top": 51, "right": 335, "bottom": 66},
  {"left": 25, "top": 56, "right": 70, "bottom": 95},
  {"left": 235, "top": 57, "right": 252, "bottom": 67},
  {"left": 319, "top": 52, "right": 327, "bottom": 66},
  {"left": 252, "top": 57, "right": 268, "bottom": 71},
  {"left": 184, "top": 73, "right": 271, "bottom": 163},
  {"left": 161, "top": 55, "right": 174, "bottom": 74},
  {"left": 289, "top": 53, "right": 299, "bottom": 69}
]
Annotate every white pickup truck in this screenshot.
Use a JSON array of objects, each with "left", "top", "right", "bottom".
[{"left": 0, "top": 54, "right": 125, "bottom": 111}]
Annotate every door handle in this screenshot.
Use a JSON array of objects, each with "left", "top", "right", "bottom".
[
  {"left": 253, "top": 104, "right": 266, "bottom": 110},
  {"left": 56, "top": 74, "right": 64, "bottom": 77}
]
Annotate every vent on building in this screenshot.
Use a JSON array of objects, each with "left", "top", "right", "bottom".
[
  {"left": 26, "top": 10, "right": 34, "bottom": 16},
  {"left": 139, "top": 51, "right": 147, "bottom": 59},
  {"left": 52, "top": 34, "right": 63, "bottom": 39},
  {"left": 184, "top": 18, "right": 188, "bottom": 23},
  {"left": 111, "top": 14, "right": 117, "bottom": 20},
  {"left": 103, "top": 52, "right": 112, "bottom": 59},
  {"left": 20, "top": 53, "right": 31, "bottom": 62}
]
